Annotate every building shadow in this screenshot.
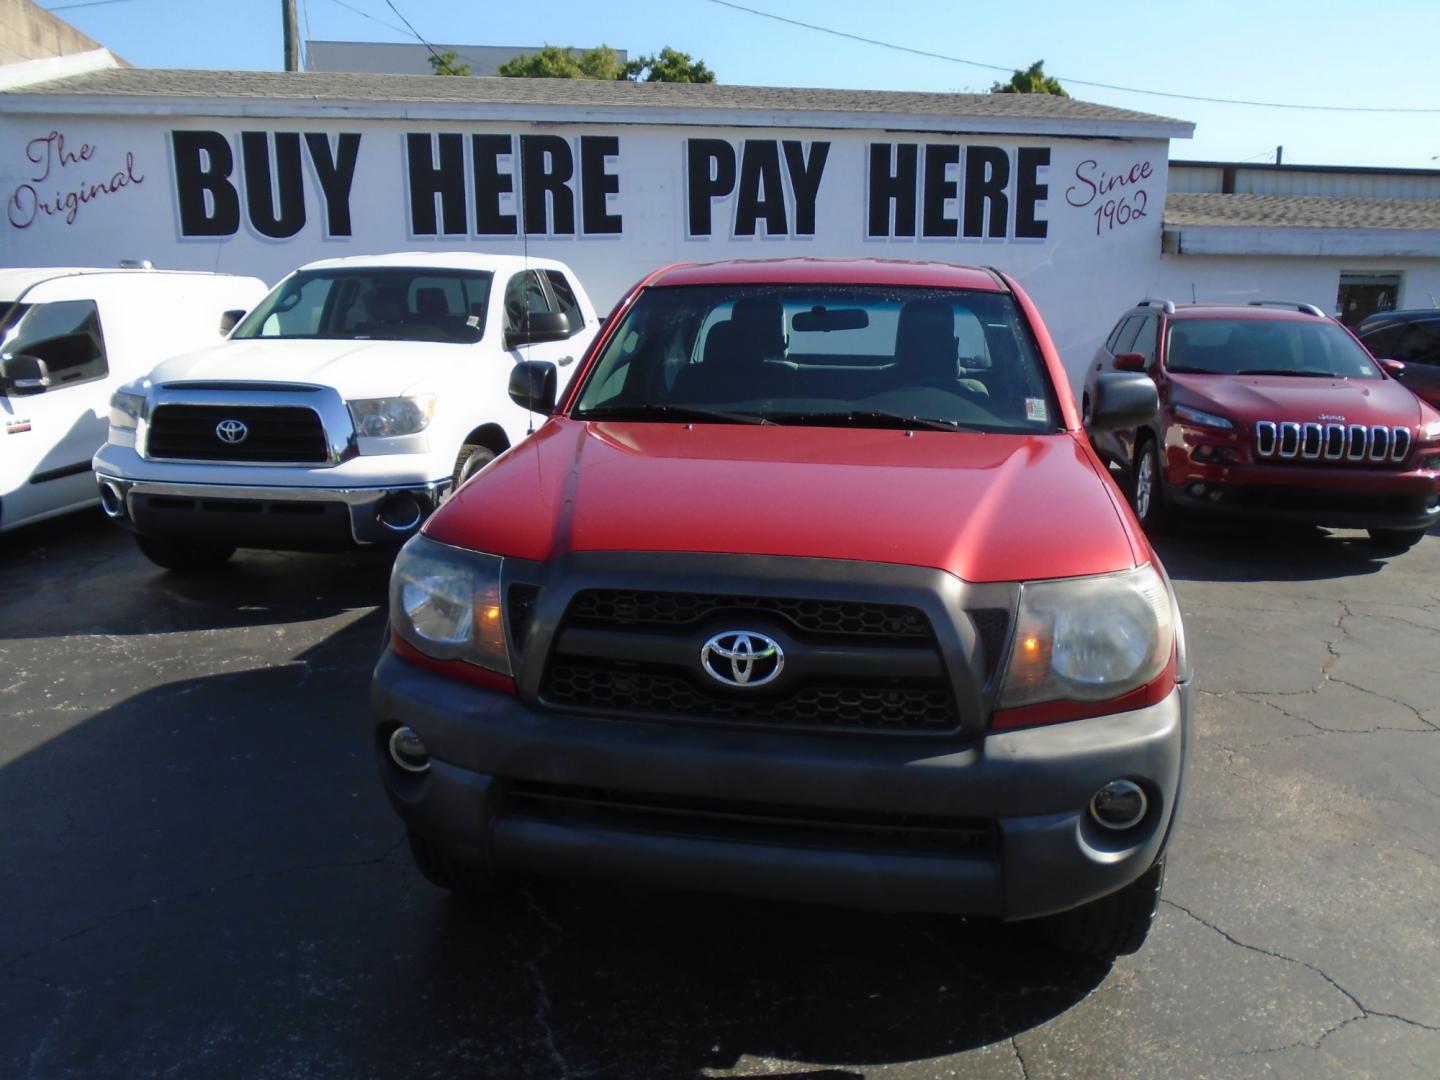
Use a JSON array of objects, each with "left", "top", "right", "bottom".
[{"left": 0, "top": 611, "right": 1108, "bottom": 1079}]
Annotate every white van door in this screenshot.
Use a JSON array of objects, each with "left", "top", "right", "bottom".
[{"left": 0, "top": 299, "right": 112, "bottom": 530}]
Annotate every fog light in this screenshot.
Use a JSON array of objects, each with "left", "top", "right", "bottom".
[
  {"left": 1188, "top": 483, "right": 1207, "bottom": 498},
  {"left": 388, "top": 726, "right": 431, "bottom": 773},
  {"left": 99, "top": 481, "right": 125, "bottom": 520},
  {"left": 377, "top": 493, "right": 424, "bottom": 532},
  {"left": 1089, "top": 779, "right": 1147, "bottom": 830}
]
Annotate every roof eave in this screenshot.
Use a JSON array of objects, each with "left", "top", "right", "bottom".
[{"left": 0, "top": 91, "right": 1196, "bottom": 140}]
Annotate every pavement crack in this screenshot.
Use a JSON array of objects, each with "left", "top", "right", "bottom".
[
  {"left": 1009, "top": 1034, "right": 1032, "bottom": 1080},
  {"left": 1163, "top": 900, "right": 1440, "bottom": 1035},
  {"left": 523, "top": 888, "right": 573, "bottom": 1080}
]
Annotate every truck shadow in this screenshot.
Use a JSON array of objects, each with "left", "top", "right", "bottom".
[
  {"left": 0, "top": 506, "right": 394, "bottom": 639},
  {"left": 0, "top": 611, "right": 1106, "bottom": 1079},
  {"left": 1152, "top": 518, "right": 1425, "bottom": 583}
]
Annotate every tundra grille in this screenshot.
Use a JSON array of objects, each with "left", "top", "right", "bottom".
[
  {"left": 146, "top": 404, "right": 329, "bottom": 464},
  {"left": 1255, "top": 420, "right": 1412, "bottom": 466}
]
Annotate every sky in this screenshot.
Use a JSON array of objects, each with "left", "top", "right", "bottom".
[{"left": 40, "top": 0, "right": 1440, "bottom": 169}]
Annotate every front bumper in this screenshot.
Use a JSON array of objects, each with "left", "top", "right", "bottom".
[
  {"left": 95, "top": 474, "right": 450, "bottom": 549},
  {"left": 372, "top": 651, "right": 1191, "bottom": 921}
]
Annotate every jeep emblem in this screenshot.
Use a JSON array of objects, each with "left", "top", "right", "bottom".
[{"left": 700, "top": 631, "right": 784, "bottom": 688}]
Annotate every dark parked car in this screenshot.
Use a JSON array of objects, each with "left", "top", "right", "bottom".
[{"left": 1356, "top": 309, "right": 1440, "bottom": 411}]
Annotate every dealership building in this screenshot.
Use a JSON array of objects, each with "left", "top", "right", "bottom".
[{"left": 3, "top": 51, "right": 1439, "bottom": 386}]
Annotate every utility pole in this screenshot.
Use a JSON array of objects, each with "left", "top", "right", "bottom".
[{"left": 282, "top": 0, "right": 300, "bottom": 72}]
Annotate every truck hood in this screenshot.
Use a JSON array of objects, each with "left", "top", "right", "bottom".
[
  {"left": 427, "top": 418, "right": 1145, "bottom": 583},
  {"left": 1170, "top": 372, "right": 1427, "bottom": 426},
  {"left": 146, "top": 338, "right": 468, "bottom": 399}
]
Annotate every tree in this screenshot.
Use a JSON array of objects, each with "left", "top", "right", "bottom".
[
  {"left": 428, "top": 50, "right": 472, "bottom": 77},
  {"left": 496, "top": 44, "right": 624, "bottom": 80},
  {"left": 497, "top": 43, "right": 715, "bottom": 82},
  {"left": 990, "top": 60, "right": 1067, "bottom": 97},
  {"left": 623, "top": 47, "right": 715, "bottom": 83}
]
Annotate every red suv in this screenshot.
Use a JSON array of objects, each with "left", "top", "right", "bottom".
[
  {"left": 1084, "top": 300, "right": 1440, "bottom": 551},
  {"left": 373, "top": 259, "right": 1191, "bottom": 958}
]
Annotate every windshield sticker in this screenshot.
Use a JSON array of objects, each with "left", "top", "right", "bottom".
[
  {"left": 6, "top": 419, "right": 32, "bottom": 434},
  {"left": 466, "top": 314, "right": 479, "bottom": 327},
  {"left": 1025, "top": 398, "right": 1048, "bottom": 423}
]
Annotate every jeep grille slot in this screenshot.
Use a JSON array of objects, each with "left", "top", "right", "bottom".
[
  {"left": 146, "top": 404, "right": 329, "bottom": 464},
  {"left": 1254, "top": 420, "right": 1412, "bottom": 466}
]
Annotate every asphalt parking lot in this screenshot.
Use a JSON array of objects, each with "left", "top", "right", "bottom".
[{"left": 2, "top": 511, "right": 1438, "bottom": 1079}]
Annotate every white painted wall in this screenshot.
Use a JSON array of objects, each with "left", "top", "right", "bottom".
[
  {"left": 1151, "top": 255, "right": 1440, "bottom": 319},
  {"left": 0, "top": 111, "right": 1171, "bottom": 390}
]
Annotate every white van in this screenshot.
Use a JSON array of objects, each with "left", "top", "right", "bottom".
[
  {"left": 93, "top": 252, "right": 599, "bottom": 570},
  {"left": 0, "top": 267, "right": 268, "bottom": 533}
]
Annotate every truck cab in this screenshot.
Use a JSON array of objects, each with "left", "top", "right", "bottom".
[
  {"left": 93, "top": 252, "right": 598, "bottom": 570},
  {"left": 0, "top": 266, "right": 266, "bottom": 533}
]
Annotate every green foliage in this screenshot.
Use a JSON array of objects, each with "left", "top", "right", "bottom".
[
  {"left": 497, "top": 44, "right": 624, "bottom": 79},
  {"left": 497, "top": 43, "right": 715, "bottom": 82},
  {"left": 990, "top": 60, "right": 1067, "bottom": 96},
  {"left": 623, "top": 46, "right": 716, "bottom": 83},
  {"left": 427, "top": 50, "right": 472, "bottom": 77}
]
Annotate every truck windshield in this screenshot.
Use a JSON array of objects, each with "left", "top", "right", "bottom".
[
  {"left": 572, "top": 285, "right": 1060, "bottom": 433},
  {"left": 231, "top": 269, "right": 493, "bottom": 344},
  {"left": 1166, "top": 318, "right": 1382, "bottom": 379}
]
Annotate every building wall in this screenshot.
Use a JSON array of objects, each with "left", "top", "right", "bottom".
[
  {"left": 1170, "top": 163, "right": 1440, "bottom": 200},
  {"left": 0, "top": 0, "right": 108, "bottom": 65},
  {"left": 1152, "top": 254, "right": 1440, "bottom": 318},
  {"left": 0, "top": 110, "right": 1171, "bottom": 387}
]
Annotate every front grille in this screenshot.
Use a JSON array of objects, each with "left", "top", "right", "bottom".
[
  {"left": 147, "top": 404, "right": 329, "bottom": 463},
  {"left": 970, "top": 608, "right": 1011, "bottom": 682},
  {"left": 565, "top": 589, "right": 930, "bottom": 641},
  {"left": 507, "top": 584, "right": 541, "bottom": 656},
  {"left": 544, "top": 661, "right": 957, "bottom": 733},
  {"left": 503, "top": 781, "right": 996, "bottom": 858},
  {"left": 1255, "top": 420, "right": 1412, "bottom": 466}
]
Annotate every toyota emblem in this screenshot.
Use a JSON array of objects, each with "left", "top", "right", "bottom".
[
  {"left": 215, "top": 418, "right": 249, "bottom": 444},
  {"left": 701, "top": 631, "right": 784, "bottom": 688}
]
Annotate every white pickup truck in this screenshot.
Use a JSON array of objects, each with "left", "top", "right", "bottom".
[
  {"left": 1, "top": 266, "right": 267, "bottom": 534},
  {"left": 93, "top": 252, "right": 599, "bottom": 570}
]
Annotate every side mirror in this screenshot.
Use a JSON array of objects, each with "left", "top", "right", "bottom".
[
  {"left": 505, "top": 311, "right": 572, "bottom": 350},
  {"left": 508, "top": 360, "right": 558, "bottom": 414},
  {"left": 1113, "top": 351, "right": 1146, "bottom": 373},
  {"left": 0, "top": 353, "right": 51, "bottom": 395},
  {"left": 1378, "top": 358, "right": 1406, "bottom": 378},
  {"left": 1089, "top": 372, "right": 1159, "bottom": 432},
  {"left": 219, "top": 309, "right": 247, "bottom": 334}
]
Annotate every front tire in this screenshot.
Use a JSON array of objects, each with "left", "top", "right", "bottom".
[
  {"left": 1039, "top": 859, "right": 1165, "bottom": 958},
  {"left": 1131, "top": 436, "right": 1171, "bottom": 533},
  {"left": 451, "top": 443, "right": 496, "bottom": 494},
  {"left": 135, "top": 534, "right": 235, "bottom": 572},
  {"left": 1368, "top": 528, "right": 1426, "bottom": 553}
]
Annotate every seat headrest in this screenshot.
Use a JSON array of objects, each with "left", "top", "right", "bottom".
[
  {"left": 729, "top": 297, "right": 785, "bottom": 357},
  {"left": 415, "top": 287, "right": 448, "bottom": 318},
  {"left": 895, "top": 298, "right": 957, "bottom": 368}
]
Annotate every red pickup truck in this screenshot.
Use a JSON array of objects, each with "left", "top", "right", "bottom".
[{"left": 372, "top": 259, "right": 1191, "bottom": 958}]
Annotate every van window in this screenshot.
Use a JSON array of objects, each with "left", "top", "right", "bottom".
[{"left": 0, "top": 299, "right": 108, "bottom": 392}]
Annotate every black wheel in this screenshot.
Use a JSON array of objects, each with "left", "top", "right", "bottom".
[
  {"left": 1368, "top": 528, "right": 1426, "bottom": 554},
  {"left": 406, "top": 831, "right": 507, "bottom": 897},
  {"left": 1131, "top": 436, "right": 1171, "bottom": 533},
  {"left": 135, "top": 534, "right": 235, "bottom": 572},
  {"left": 450, "top": 443, "right": 496, "bottom": 494},
  {"left": 1039, "top": 859, "right": 1165, "bottom": 958}
]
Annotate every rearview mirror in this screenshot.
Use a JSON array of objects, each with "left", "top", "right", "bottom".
[
  {"left": 0, "top": 353, "right": 51, "bottom": 395},
  {"left": 1377, "top": 357, "right": 1406, "bottom": 378},
  {"left": 1113, "top": 351, "right": 1146, "bottom": 373},
  {"left": 508, "top": 360, "right": 558, "bottom": 414},
  {"left": 505, "top": 311, "right": 572, "bottom": 350},
  {"left": 219, "top": 309, "right": 247, "bottom": 334},
  {"left": 792, "top": 306, "right": 869, "bottom": 332},
  {"left": 1089, "top": 372, "right": 1159, "bottom": 432}
]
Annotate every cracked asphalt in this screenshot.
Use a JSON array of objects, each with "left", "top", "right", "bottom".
[{"left": 2, "top": 509, "right": 1439, "bottom": 1079}]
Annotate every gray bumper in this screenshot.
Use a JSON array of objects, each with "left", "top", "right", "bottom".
[
  {"left": 372, "top": 651, "right": 1190, "bottom": 921},
  {"left": 95, "top": 475, "right": 450, "bottom": 549}
]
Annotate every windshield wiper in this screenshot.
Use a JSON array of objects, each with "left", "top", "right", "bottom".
[
  {"left": 575, "top": 404, "right": 774, "bottom": 425},
  {"left": 1166, "top": 365, "right": 1214, "bottom": 374},
  {"left": 1237, "top": 368, "right": 1329, "bottom": 378},
  {"left": 764, "top": 410, "right": 967, "bottom": 432}
]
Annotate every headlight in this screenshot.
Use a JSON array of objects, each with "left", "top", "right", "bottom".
[
  {"left": 348, "top": 394, "right": 436, "bottom": 438},
  {"left": 1174, "top": 404, "right": 1233, "bottom": 430},
  {"left": 1423, "top": 420, "right": 1440, "bottom": 441},
  {"left": 108, "top": 390, "right": 145, "bottom": 432},
  {"left": 388, "top": 536, "right": 510, "bottom": 675},
  {"left": 998, "top": 564, "right": 1174, "bottom": 711}
]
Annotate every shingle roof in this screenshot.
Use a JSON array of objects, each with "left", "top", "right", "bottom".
[
  {"left": 1, "top": 68, "right": 1191, "bottom": 136},
  {"left": 1164, "top": 193, "right": 1440, "bottom": 231}
]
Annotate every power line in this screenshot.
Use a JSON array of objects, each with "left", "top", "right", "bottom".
[
  {"left": 45, "top": 0, "right": 144, "bottom": 11},
  {"left": 319, "top": 0, "right": 411, "bottom": 37},
  {"left": 704, "top": 0, "right": 1440, "bottom": 115},
  {"left": 377, "top": 0, "right": 444, "bottom": 65}
]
